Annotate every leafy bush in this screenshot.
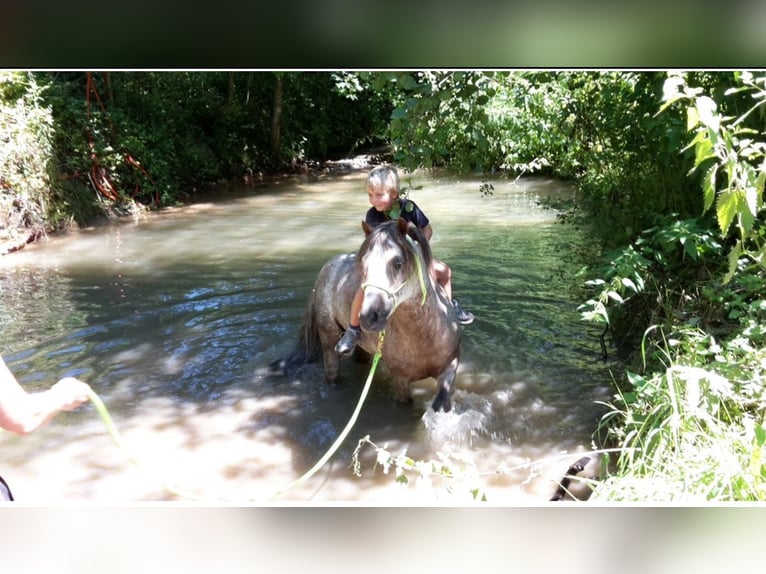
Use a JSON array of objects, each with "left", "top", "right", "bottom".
[
  {"left": 0, "top": 72, "right": 54, "bottom": 236},
  {"left": 584, "top": 71, "right": 766, "bottom": 501}
]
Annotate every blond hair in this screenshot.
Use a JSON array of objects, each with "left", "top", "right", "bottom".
[{"left": 366, "top": 165, "right": 400, "bottom": 195}]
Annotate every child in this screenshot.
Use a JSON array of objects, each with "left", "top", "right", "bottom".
[{"left": 335, "top": 165, "right": 474, "bottom": 355}]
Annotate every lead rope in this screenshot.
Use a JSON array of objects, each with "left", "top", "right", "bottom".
[
  {"left": 86, "top": 330, "right": 388, "bottom": 502},
  {"left": 276, "top": 238, "right": 427, "bottom": 497},
  {"left": 86, "top": 388, "right": 203, "bottom": 501},
  {"left": 272, "top": 330, "right": 385, "bottom": 498}
]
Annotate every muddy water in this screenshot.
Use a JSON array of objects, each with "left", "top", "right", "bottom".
[{"left": 0, "top": 171, "right": 613, "bottom": 504}]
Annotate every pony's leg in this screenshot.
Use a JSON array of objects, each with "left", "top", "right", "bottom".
[
  {"left": 321, "top": 344, "right": 341, "bottom": 385},
  {"left": 393, "top": 378, "right": 412, "bottom": 404},
  {"left": 431, "top": 356, "right": 459, "bottom": 413},
  {"left": 315, "top": 317, "right": 343, "bottom": 384}
]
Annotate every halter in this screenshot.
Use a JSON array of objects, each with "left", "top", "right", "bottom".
[{"left": 361, "top": 235, "right": 428, "bottom": 310}]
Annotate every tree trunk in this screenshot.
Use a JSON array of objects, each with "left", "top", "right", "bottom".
[
  {"left": 227, "top": 72, "right": 235, "bottom": 107},
  {"left": 270, "top": 73, "right": 283, "bottom": 160},
  {"left": 103, "top": 72, "right": 114, "bottom": 107},
  {"left": 245, "top": 72, "right": 254, "bottom": 107}
]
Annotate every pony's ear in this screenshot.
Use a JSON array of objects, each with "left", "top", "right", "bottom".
[
  {"left": 396, "top": 217, "right": 409, "bottom": 236},
  {"left": 362, "top": 221, "right": 373, "bottom": 235},
  {"left": 399, "top": 217, "right": 420, "bottom": 243}
]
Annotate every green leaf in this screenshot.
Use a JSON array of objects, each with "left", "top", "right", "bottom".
[
  {"left": 745, "top": 179, "right": 760, "bottom": 218},
  {"left": 695, "top": 96, "right": 719, "bottom": 131},
  {"left": 716, "top": 189, "right": 738, "bottom": 234},
  {"left": 626, "top": 371, "right": 646, "bottom": 388},
  {"left": 723, "top": 240, "right": 742, "bottom": 284},
  {"left": 756, "top": 163, "right": 766, "bottom": 207},
  {"left": 684, "top": 238, "right": 698, "bottom": 261},
  {"left": 740, "top": 189, "right": 755, "bottom": 234},
  {"left": 686, "top": 106, "right": 699, "bottom": 131},
  {"left": 606, "top": 290, "right": 624, "bottom": 303},
  {"left": 702, "top": 163, "right": 718, "bottom": 213},
  {"left": 391, "top": 106, "right": 407, "bottom": 120},
  {"left": 755, "top": 424, "right": 766, "bottom": 447},
  {"left": 694, "top": 136, "right": 714, "bottom": 169},
  {"left": 400, "top": 74, "right": 419, "bottom": 91},
  {"left": 621, "top": 391, "right": 637, "bottom": 404},
  {"left": 621, "top": 277, "right": 638, "bottom": 292}
]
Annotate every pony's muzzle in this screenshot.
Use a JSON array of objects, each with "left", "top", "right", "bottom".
[{"left": 359, "top": 289, "right": 394, "bottom": 332}]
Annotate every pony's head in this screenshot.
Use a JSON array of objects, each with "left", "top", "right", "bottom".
[{"left": 356, "top": 218, "right": 432, "bottom": 332}]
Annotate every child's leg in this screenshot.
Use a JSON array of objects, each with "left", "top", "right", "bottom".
[
  {"left": 348, "top": 288, "right": 363, "bottom": 328},
  {"left": 336, "top": 288, "right": 364, "bottom": 354},
  {"left": 432, "top": 259, "right": 453, "bottom": 300},
  {"left": 432, "top": 259, "right": 474, "bottom": 324}
]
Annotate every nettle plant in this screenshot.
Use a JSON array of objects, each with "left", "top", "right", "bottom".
[
  {"left": 579, "top": 72, "right": 766, "bottom": 353},
  {"left": 661, "top": 71, "right": 766, "bottom": 283}
]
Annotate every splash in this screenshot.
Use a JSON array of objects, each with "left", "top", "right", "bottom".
[{"left": 421, "top": 390, "right": 493, "bottom": 449}]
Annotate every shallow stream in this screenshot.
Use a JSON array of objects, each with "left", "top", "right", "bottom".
[{"left": 0, "top": 171, "right": 613, "bottom": 503}]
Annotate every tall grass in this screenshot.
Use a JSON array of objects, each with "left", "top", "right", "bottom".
[{"left": 591, "top": 326, "right": 766, "bottom": 502}]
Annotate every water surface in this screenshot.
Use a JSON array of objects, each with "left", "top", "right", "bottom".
[{"left": 0, "top": 171, "right": 612, "bottom": 503}]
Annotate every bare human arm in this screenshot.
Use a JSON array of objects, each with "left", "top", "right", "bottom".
[{"left": 0, "top": 355, "right": 92, "bottom": 435}]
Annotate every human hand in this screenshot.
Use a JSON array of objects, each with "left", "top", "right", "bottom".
[{"left": 49, "top": 377, "right": 93, "bottom": 411}]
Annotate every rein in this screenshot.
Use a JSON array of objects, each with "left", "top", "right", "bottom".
[{"left": 360, "top": 236, "right": 428, "bottom": 309}]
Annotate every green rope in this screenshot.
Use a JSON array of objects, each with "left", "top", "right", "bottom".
[
  {"left": 85, "top": 330, "right": 387, "bottom": 502},
  {"left": 86, "top": 388, "right": 203, "bottom": 501},
  {"left": 272, "top": 330, "right": 385, "bottom": 498}
]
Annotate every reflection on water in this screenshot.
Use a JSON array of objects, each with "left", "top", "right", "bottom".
[{"left": 0, "top": 173, "right": 613, "bottom": 504}]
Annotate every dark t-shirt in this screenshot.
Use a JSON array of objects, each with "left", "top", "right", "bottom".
[{"left": 364, "top": 198, "right": 430, "bottom": 230}]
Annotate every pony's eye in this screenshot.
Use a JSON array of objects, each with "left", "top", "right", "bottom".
[{"left": 392, "top": 257, "right": 404, "bottom": 272}]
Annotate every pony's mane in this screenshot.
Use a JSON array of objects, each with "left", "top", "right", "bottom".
[{"left": 356, "top": 219, "right": 433, "bottom": 278}]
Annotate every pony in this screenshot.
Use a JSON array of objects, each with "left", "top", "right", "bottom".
[{"left": 275, "top": 218, "right": 461, "bottom": 412}]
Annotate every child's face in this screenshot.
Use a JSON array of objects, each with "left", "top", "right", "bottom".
[{"left": 367, "top": 184, "right": 398, "bottom": 212}]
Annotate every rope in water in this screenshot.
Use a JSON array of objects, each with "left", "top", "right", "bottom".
[
  {"left": 85, "top": 388, "right": 202, "bottom": 501},
  {"left": 272, "top": 330, "right": 385, "bottom": 498},
  {"left": 85, "top": 331, "right": 386, "bottom": 502}
]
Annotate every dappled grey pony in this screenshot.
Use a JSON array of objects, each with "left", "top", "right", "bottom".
[{"left": 275, "top": 218, "right": 462, "bottom": 412}]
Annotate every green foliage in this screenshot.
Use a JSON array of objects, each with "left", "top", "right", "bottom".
[
  {"left": 352, "top": 435, "right": 489, "bottom": 502},
  {"left": 661, "top": 71, "right": 766, "bottom": 283},
  {"left": 557, "top": 72, "right": 699, "bottom": 246},
  {"left": 578, "top": 214, "right": 725, "bottom": 355},
  {"left": 581, "top": 71, "right": 766, "bottom": 501},
  {"left": 0, "top": 72, "right": 54, "bottom": 235},
  {"left": 592, "top": 328, "right": 766, "bottom": 502},
  {"left": 386, "top": 71, "right": 568, "bottom": 177},
  {"left": 384, "top": 71, "right": 700, "bottom": 247},
  {"left": 278, "top": 73, "right": 392, "bottom": 161},
  {"left": 1, "top": 71, "right": 394, "bottom": 228}
]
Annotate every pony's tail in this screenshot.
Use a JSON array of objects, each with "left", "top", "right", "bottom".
[{"left": 269, "top": 291, "right": 323, "bottom": 374}]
